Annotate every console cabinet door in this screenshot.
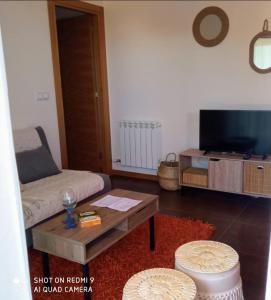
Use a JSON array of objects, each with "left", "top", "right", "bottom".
[
  {"left": 263, "top": 164, "right": 271, "bottom": 195},
  {"left": 209, "top": 159, "right": 243, "bottom": 193},
  {"left": 244, "top": 162, "right": 271, "bottom": 195}
]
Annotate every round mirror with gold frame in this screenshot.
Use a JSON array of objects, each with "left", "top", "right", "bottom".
[
  {"left": 193, "top": 6, "right": 229, "bottom": 47},
  {"left": 249, "top": 20, "right": 271, "bottom": 74}
]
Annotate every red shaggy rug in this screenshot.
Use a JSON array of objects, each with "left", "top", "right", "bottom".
[{"left": 29, "top": 213, "right": 214, "bottom": 300}]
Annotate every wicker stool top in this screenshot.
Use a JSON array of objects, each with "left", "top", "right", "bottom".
[
  {"left": 175, "top": 241, "right": 239, "bottom": 274},
  {"left": 123, "top": 268, "right": 197, "bottom": 300}
]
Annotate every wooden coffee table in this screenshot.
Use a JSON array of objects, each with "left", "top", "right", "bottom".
[{"left": 32, "top": 189, "right": 159, "bottom": 300}]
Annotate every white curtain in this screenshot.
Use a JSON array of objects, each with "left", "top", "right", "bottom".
[{"left": 0, "top": 27, "right": 32, "bottom": 299}]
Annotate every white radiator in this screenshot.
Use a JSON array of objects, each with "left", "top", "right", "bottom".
[{"left": 120, "top": 121, "right": 161, "bottom": 170}]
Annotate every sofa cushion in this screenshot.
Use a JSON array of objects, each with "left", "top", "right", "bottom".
[
  {"left": 21, "top": 170, "right": 104, "bottom": 229},
  {"left": 16, "top": 145, "right": 61, "bottom": 184},
  {"left": 35, "top": 126, "right": 52, "bottom": 155}
]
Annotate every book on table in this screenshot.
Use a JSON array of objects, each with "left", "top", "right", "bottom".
[{"left": 77, "top": 211, "right": 101, "bottom": 228}]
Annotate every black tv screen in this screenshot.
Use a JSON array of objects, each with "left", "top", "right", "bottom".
[{"left": 200, "top": 110, "right": 271, "bottom": 155}]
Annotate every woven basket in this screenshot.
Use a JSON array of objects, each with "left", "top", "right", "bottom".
[{"left": 158, "top": 153, "right": 180, "bottom": 191}]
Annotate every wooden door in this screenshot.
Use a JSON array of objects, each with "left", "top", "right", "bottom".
[
  {"left": 57, "top": 15, "right": 103, "bottom": 172},
  {"left": 209, "top": 159, "right": 243, "bottom": 193}
]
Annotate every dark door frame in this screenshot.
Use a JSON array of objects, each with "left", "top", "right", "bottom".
[{"left": 47, "top": 0, "right": 112, "bottom": 173}]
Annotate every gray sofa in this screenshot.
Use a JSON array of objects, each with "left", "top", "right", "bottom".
[{"left": 14, "top": 126, "right": 111, "bottom": 246}]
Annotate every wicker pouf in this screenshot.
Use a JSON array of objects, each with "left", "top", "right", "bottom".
[
  {"left": 175, "top": 241, "right": 244, "bottom": 300},
  {"left": 122, "top": 268, "right": 197, "bottom": 300}
]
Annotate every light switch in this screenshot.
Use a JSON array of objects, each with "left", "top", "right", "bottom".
[{"left": 37, "top": 92, "right": 49, "bottom": 101}]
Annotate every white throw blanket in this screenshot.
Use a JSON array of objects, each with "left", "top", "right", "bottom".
[
  {"left": 13, "top": 127, "right": 42, "bottom": 153},
  {"left": 21, "top": 170, "right": 104, "bottom": 229}
]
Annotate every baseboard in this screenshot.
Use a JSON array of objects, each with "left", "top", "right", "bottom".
[
  {"left": 111, "top": 170, "right": 158, "bottom": 181},
  {"left": 112, "top": 162, "right": 157, "bottom": 175}
]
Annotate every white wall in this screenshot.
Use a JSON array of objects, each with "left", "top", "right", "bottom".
[
  {"left": 103, "top": 1, "right": 271, "bottom": 162},
  {"left": 0, "top": 1, "right": 61, "bottom": 166},
  {"left": 0, "top": 1, "right": 271, "bottom": 167}
]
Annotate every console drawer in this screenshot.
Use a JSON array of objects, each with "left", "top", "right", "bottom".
[
  {"left": 128, "top": 202, "right": 157, "bottom": 230},
  {"left": 244, "top": 162, "right": 271, "bottom": 195}
]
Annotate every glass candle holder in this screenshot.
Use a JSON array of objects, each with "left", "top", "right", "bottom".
[{"left": 61, "top": 188, "right": 77, "bottom": 229}]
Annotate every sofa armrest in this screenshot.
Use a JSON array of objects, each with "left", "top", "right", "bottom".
[{"left": 96, "top": 173, "right": 111, "bottom": 193}]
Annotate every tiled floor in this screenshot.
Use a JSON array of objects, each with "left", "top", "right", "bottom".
[{"left": 111, "top": 175, "right": 271, "bottom": 300}]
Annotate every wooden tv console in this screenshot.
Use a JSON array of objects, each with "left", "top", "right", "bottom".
[{"left": 179, "top": 149, "right": 271, "bottom": 198}]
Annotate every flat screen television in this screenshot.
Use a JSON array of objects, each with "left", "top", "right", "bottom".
[{"left": 200, "top": 110, "right": 271, "bottom": 156}]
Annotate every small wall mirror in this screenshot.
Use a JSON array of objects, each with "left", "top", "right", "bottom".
[
  {"left": 193, "top": 6, "right": 229, "bottom": 47},
  {"left": 249, "top": 20, "right": 271, "bottom": 74}
]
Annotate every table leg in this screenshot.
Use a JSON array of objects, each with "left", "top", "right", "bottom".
[
  {"left": 149, "top": 216, "right": 155, "bottom": 251},
  {"left": 82, "top": 263, "right": 91, "bottom": 300},
  {"left": 42, "top": 252, "right": 51, "bottom": 288}
]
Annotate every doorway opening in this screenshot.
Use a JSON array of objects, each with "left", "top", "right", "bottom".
[{"left": 48, "top": 1, "right": 111, "bottom": 173}]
